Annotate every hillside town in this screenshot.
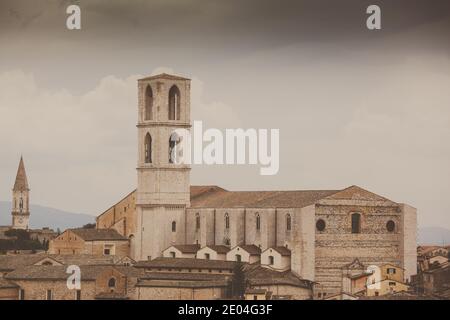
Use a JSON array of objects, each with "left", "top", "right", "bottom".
[{"left": 1, "top": 73, "right": 449, "bottom": 300}]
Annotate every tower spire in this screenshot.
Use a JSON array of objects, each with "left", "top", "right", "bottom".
[
  {"left": 11, "top": 156, "right": 30, "bottom": 230},
  {"left": 13, "top": 156, "right": 29, "bottom": 191}
]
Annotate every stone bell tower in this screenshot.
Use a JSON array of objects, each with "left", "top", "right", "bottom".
[
  {"left": 133, "top": 73, "right": 191, "bottom": 261},
  {"left": 11, "top": 156, "right": 30, "bottom": 230}
]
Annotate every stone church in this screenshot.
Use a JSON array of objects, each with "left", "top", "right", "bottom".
[{"left": 96, "top": 73, "right": 417, "bottom": 296}]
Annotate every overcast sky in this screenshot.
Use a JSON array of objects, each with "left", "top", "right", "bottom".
[{"left": 0, "top": 0, "right": 449, "bottom": 229}]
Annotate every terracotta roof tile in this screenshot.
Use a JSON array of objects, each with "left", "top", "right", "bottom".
[
  {"left": 244, "top": 264, "right": 312, "bottom": 288},
  {"left": 5, "top": 265, "right": 110, "bottom": 281},
  {"left": 136, "top": 279, "right": 229, "bottom": 288},
  {"left": 135, "top": 257, "right": 238, "bottom": 270},
  {"left": 266, "top": 246, "right": 291, "bottom": 256},
  {"left": 235, "top": 245, "right": 261, "bottom": 255},
  {"left": 203, "top": 245, "right": 231, "bottom": 254},
  {"left": 70, "top": 228, "right": 127, "bottom": 241},
  {"left": 190, "top": 189, "right": 339, "bottom": 208},
  {"left": 0, "top": 278, "right": 19, "bottom": 289},
  {"left": 170, "top": 244, "right": 201, "bottom": 254}
]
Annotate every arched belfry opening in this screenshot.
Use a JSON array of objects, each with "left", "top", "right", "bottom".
[
  {"left": 168, "top": 132, "right": 181, "bottom": 164},
  {"left": 144, "top": 133, "right": 152, "bottom": 163},
  {"left": 144, "top": 85, "right": 153, "bottom": 120},
  {"left": 168, "top": 85, "right": 181, "bottom": 120}
]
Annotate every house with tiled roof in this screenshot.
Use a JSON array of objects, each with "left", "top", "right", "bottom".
[
  {"left": 48, "top": 228, "right": 129, "bottom": 257},
  {"left": 196, "top": 245, "right": 230, "bottom": 260},
  {"left": 261, "top": 247, "right": 291, "bottom": 271},
  {"left": 226, "top": 245, "right": 261, "bottom": 264},
  {"left": 162, "top": 244, "right": 200, "bottom": 259}
]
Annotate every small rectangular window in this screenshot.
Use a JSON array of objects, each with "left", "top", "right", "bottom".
[
  {"left": 19, "top": 289, "right": 25, "bottom": 300},
  {"left": 76, "top": 290, "right": 81, "bottom": 300},
  {"left": 351, "top": 213, "right": 361, "bottom": 234},
  {"left": 46, "top": 290, "right": 52, "bottom": 300}
]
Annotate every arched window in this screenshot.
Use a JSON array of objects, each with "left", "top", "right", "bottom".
[
  {"left": 172, "top": 221, "right": 176, "bottom": 232},
  {"left": 286, "top": 214, "right": 292, "bottom": 231},
  {"left": 108, "top": 278, "right": 116, "bottom": 288},
  {"left": 256, "top": 213, "right": 261, "bottom": 231},
  {"left": 19, "top": 198, "right": 23, "bottom": 211},
  {"left": 195, "top": 213, "right": 200, "bottom": 230},
  {"left": 144, "top": 133, "right": 152, "bottom": 163},
  {"left": 168, "top": 85, "right": 181, "bottom": 120},
  {"left": 169, "top": 132, "right": 181, "bottom": 164},
  {"left": 145, "top": 85, "right": 153, "bottom": 120},
  {"left": 225, "top": 213, "right": 230, "bottom": 229},
  {"left": 351, "top": 213, "right": 361, "bottom": 234}
]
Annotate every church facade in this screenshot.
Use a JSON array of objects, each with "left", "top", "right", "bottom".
[{"left": 96, "top": 73, "right": 417, "bottom": 296}]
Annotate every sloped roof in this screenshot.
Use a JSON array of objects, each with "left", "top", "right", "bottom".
[
  {"left": 13, "top": 156, "right": 29, "bottom": 191},
  {"left": 190, "top": 188, "right": 339, "bottom": 208},
  {"left": 70, "top": 228, "right": 127, "bottom": 241},
  {"left": 244, "top": 264, "right": 312, "bottom": 288},
  {"left": 103, "top": 184, "right": 397, "bottom": 213},
  {"left": 138, "top": 73, "right": 190, "bottom": 81},
  {"left": 135, "top": 257, "right": 238, "bottom": 270},
  {"left": 233, "top": 245, "right": 262, "bottom": 255},
  {"left": 265, "top": 246, "right": 291, "bottom": 256},
  {"left": 0, "top": 254, "right": 45, "bottom": 271},
  {"left": 169, "top": 244, "right": 201, "bottom": 254},
  {"left": 5, "top": 265, "right": 110, "bottom": 281},
  {"left": 322, "top": 185, "right": 396, "bottom": 203},
  {"left": 49, "top": 254, "right": 118, "bottom": 266},
  {"left": 0, "top": 278, "right": 19, "bottom": 289},
  {"left": 202, "top": 245, "right": 231, "bottom": 254},
  {"left": 136, "top": 279, "right": 228, "bottom": 288},
  {"left": 139, "top": 272, "right": 229, "bottom": 282}
]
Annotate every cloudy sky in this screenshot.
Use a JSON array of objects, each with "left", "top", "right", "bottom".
[{"left": 0, "top": 0, "right": 449, "bottom": 229}]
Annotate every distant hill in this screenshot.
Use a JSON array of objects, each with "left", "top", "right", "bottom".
[
  {"left": 0, "top": 201, "right": 95, "bottom": 231},
  {"left": 418, "top": 227, "right": 450, "bottom": 245}
]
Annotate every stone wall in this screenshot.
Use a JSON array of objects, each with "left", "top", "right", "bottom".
[
  {"left": 314, "top": 201, "right": 404, "bottom": 295},
  {"left": 251, "top": 284, "right": 312, "bottom": 300},
  {"left": 13, "top": 280, "right": 96, "bottom": 300},
  {"left": 136, "top": 286, "right": 225, "bottom": 300},
  {"left": 96, "top": 191, "right": 136, "bottom": 238}
]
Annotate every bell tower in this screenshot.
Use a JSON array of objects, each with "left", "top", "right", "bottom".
[
  {"left": 134, "top": 73, "right": 191, "bottom": 261},
  {"left": 11, "top": 156, "right": 30, "bottom": 230}
]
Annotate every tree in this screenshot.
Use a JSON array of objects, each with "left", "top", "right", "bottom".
[
  {"left": 230, "top": 262, "right": 246, "bottom": 299},
  {"left": 82, "top": 223, "right": 96, "bottom": 229}
]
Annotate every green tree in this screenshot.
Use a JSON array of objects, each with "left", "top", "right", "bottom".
[{"left": 230, "top": 262, "right": 246, "bottom": 299}]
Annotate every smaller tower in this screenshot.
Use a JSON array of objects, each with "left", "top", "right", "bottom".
[{"left": 11, "top": 156, "right": 30, "bottom": 230}]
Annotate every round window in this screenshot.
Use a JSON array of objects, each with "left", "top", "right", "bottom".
[
  {"left": 316, "top": 219, "right": 326, "bottom": 231},
  {"left": 386, "top": 220, "right": 395, "bottom": 232}
]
